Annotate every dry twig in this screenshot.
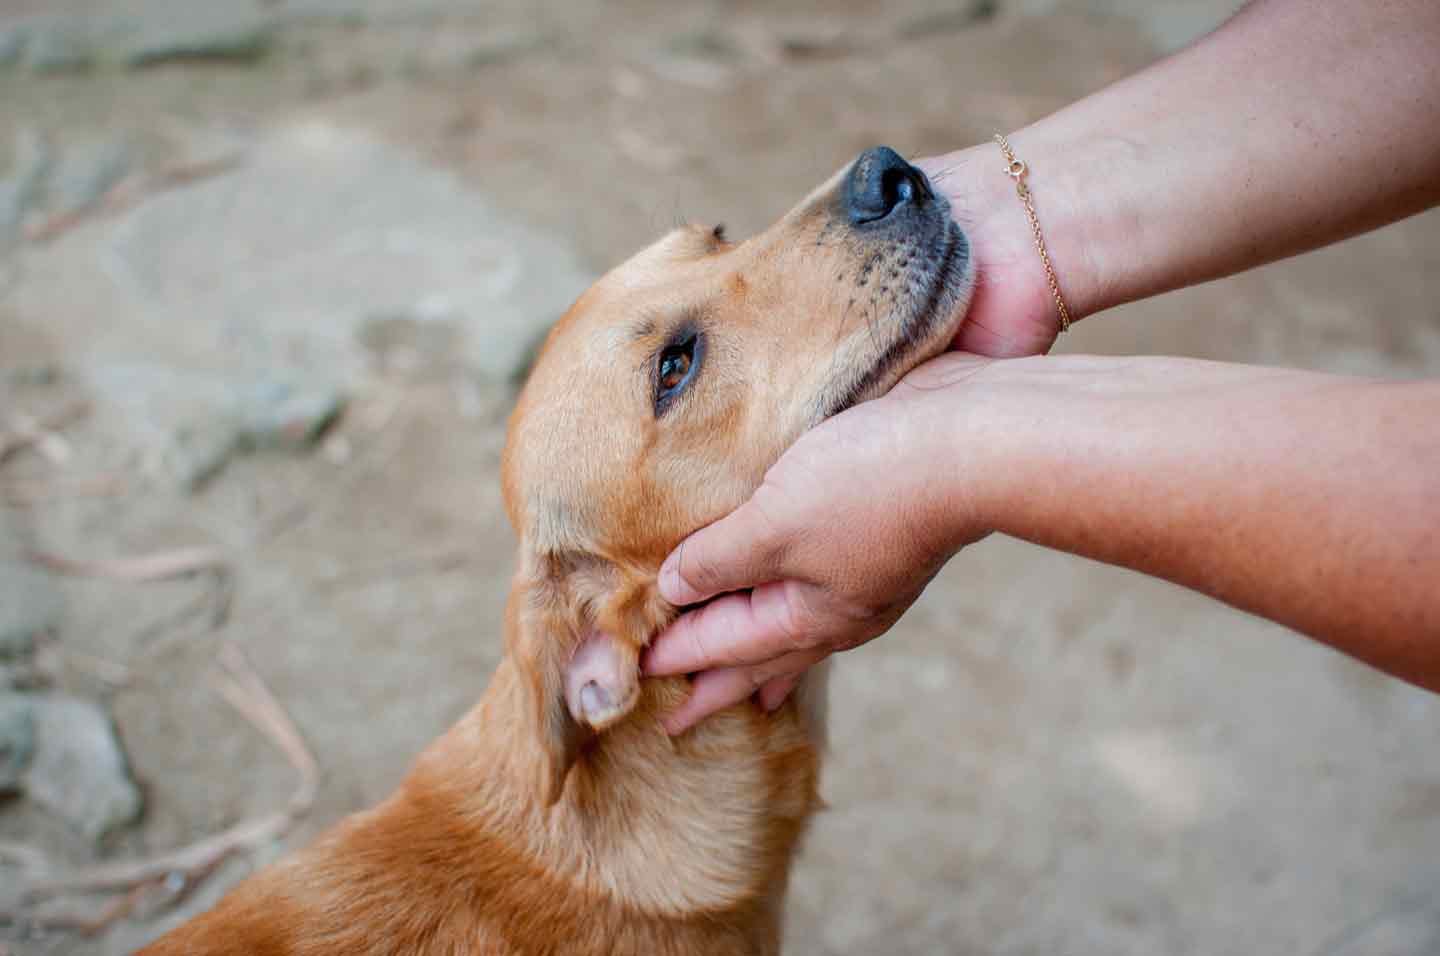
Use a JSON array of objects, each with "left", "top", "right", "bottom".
[
  {"left": 27, "top": 546, "right": 227, "bottom": 583},
  {"left": 1, "top": 474, "right": 126, "bottom": 507},
  {"left": 4, "top": 644, "right": 319, "bottom": 935},
  {"left": 24, "top": 155, "right": 242, "bottom": 244},
  {"left": 0, "top": 401, "right": 90, "bottom": 466}
]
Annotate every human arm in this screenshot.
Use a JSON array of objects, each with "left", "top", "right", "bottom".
[
  {"left": 643, "top": 354, "right": 1440, "bottom": 732},
  {"left": 923, "top": 0, "right": 1440, "bottom": 357}
]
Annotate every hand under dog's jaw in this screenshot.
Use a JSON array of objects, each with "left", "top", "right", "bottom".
[
  {"left": 504, "top": 143, "right": 972, "bottom": 784},
  {"left": 819, "top": 216, "right": 971, "bottom": 422}
]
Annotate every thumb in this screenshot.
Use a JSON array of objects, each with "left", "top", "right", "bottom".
[{"left": 658, "top": 496, "right": 787, "bottom": 606}]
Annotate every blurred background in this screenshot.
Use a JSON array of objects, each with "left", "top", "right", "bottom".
[{"left": 1, "top": 1, "right": 1439, "bottom": 953}]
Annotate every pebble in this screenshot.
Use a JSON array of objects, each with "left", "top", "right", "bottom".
[
  {"left": 236, "top": 380, "right": 346, "bottom": 451},
  {"left": 21, "top": 694, "right": 143, "bottom": 841},
  {"left": 115, "top": 9, "right": 276, "bottom": 67}
]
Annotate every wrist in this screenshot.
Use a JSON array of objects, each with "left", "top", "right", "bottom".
[
  {"left": 1002, "top": 121, "right": 1148, "bottom": 320},
  {"left": 894, "top": 355, "right": 1061, "bottom": 552},
  {"left": 917, "top": 125, "right": 1146, "bottom": 339}
]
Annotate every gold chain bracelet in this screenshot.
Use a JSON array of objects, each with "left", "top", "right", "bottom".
[{"left": 993, "top": 133, "right": 1073, "bottom": 334}]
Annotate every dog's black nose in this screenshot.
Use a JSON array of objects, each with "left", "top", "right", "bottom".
[{"left": 844, "top": 146, "right": 932, "bottom": 225}]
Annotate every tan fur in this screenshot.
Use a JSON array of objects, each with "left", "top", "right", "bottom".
[{"left": 142, "top": 151, "right": 971, "bottom": 955}]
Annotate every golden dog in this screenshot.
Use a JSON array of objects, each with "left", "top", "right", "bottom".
[{"left": 142, "top": 145, "right": 973, "bottom": 956}]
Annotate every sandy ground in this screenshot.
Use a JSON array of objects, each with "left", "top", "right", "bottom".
[{"left": 2, "top": 1, "right": 1439, "bottom": 954}]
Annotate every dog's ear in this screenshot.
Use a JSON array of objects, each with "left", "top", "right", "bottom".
[{"left": 506, "top": 548, "right": 673, "bottom": 805}]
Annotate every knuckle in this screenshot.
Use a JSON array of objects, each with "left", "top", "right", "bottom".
[
  {"left": 744, "top": 493, "right": 790, "bottom": 560},
  {"left": 771, "top": 582, "right": 823, "bottom": 651}
]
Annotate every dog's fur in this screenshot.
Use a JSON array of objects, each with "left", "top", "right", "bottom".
[{"left": 141, "top": 147, "right": 971, "bottom": 956}]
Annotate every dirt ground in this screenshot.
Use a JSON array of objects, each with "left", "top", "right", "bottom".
[{"left": 2, "top": 1, "right": 1440, "bottom": 954}]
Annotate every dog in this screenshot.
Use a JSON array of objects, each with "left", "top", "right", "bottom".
[{"left": 141, "top": 145, "right": 973, "bottom": 956}]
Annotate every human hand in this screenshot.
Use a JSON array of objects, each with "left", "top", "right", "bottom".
[
  {"left": 914, "top": 147, "right": 1069, "bottom": 358},
  {"left": 642, "top": 354, "right": 1003, "bottom": 733}
]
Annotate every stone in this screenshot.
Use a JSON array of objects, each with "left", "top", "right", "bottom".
[
  {"left": 21, "top": 694, "right": 143, "bottom": 841},
  {"left": 82, "top": 363, "right": 346, "bottom": 490},
  {"left": 115, "top": 9, "right": 276, "bottom": 67},
  {"left": 100, "top": 126, "right": 592, "bottom": 385},
  {"left": 236, "top": 380, "right": 345, "bottom": 451},
  {"left": 22, "top": 20, "right": 95, "bottom": 73},
  {"left": 0, "top": 692, "right": 35, "bottom": 791},
  {"left": 0, "top": 562, "right": 61, "bottom": 661}
]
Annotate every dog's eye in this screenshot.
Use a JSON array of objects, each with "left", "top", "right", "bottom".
[
  {"left": 655, "top": 330, "right": 701, "bottom": 414},
  {"left": 659, "top": 349, "right": 691, "bottom": 392}
]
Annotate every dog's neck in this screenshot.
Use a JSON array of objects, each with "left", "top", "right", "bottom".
[{"left": 405, "top": 656, "right": 822, "bottom": 919}]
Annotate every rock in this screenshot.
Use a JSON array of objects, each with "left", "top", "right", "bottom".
[
  {"left": 115, "top": 9, "right": 276, "bottom": 67},
  {"left": 83, "top": 363, "right": 346, "bottom": 490},
  {"left": 23, "top": 20, "right": 95, "bottom": 73},
  {"left": 0, "top": 562, "right": 62, "bottom": 662},
  {"left": 236, "top": 380, "right": 345, "bottom": 451},
  {"left": 0, "top": 692, "right": 35, "bottom": 791},
  {"left": 50, "top": 139, "right": 131, "bottom": 218},
  {"left": 21, "top": 694, "right": 143, "bottom": 841},
  {"left": 100, "top": 126, "right": 592, "bottom": 385}
]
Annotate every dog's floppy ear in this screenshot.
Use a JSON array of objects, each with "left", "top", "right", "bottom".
[{"left": 506, "top": 548, "right": 673, "bottom": 805}]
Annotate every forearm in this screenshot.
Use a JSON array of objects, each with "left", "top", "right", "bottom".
[
  {"left": 929, "top": 0, "right": 1440, "bottom": 324},
  {"left": 962, "top": 357, "right": 1440, "bottom": 689}
]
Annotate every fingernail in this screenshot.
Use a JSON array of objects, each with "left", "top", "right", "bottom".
[{"left": 658, "top": 550, "right": 685, "bottom": 604}]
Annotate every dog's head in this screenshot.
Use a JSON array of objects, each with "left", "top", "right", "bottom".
[{"left": 501, "top": 147, "right": 973, "bottom": 802}]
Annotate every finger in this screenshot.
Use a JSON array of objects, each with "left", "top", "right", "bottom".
[
  {"left": 661, "top": 649, "right": 828, "bottom": 735},
  {"left": 758, "top": 671, "right": 804, "bottom": 712},
  {"left": 643, "top": 580, "right": 824, "bottom": 677},
  {"left": 658, "top": 496, "right": 788, "bottom": 606},
  {"left": 660, "top": 667, "right": 756, "bottom": 735}
]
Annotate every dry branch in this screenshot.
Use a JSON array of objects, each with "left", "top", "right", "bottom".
[
  {"left": 5, "top": 645, "right": 319, "bottom": 935},
  {"left": 27, "top": 546, "right": 227, "bottom": 583},
  {"left": 0, "top": 401, "right": 90, "bottom": 466},
  {"left": 24, "top": 155, "right": 242, "bottom": 244}
]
